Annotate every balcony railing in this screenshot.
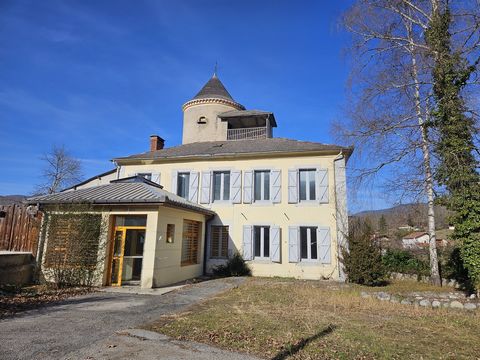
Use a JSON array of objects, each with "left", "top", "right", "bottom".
[{"left": 227, "top": 127, "right": 269, "bottom": 140}]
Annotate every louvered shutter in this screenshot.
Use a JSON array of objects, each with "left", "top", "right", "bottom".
[
  {"left": 270, "top": 226, "right": 281, "bottom": 263},
  {"left": 171, "top": 171, "right": 178, "bottom": 194},
  {"left": 288, "top": 226, "right": 300, "bottom": 262},
  {"left": 317, "top": 226, "right": 331, "bottom": 264},
  {"left": 230, "top": 170, "right": 242, "bottom": 203},
  {"left": 243, "top": 225, "right": 253, "bottom": 260},
  {"left": 288, "top": 169, "right": 298, "bottom": 204},
  {"left": 270, "top": 170, "right": 282, "bottom": 204},
  {"left": 189, "top": 171, "right": 199, "bottom": 203},
  {"left": 151, "top": 173, "right": 161, "bottom": 185},
  {"left": 243, "top": 170, "right": 253, "bottom": 203},
  {"left": 316, "top": 169, "right": 329, "bottom": 204},
  {"left": 200, "top": 171, "right": 212, "bottom": 204}
]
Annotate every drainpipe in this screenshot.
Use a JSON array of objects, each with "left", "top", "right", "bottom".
[
  {"left": 333, "top": 151, "right": 348, "bottom": 282},
  {"left": 111, "top": 160, "right": 121, "bottom": 180},
  {"left": 202, "top": 215, "right": 213, "bottom": 277}
]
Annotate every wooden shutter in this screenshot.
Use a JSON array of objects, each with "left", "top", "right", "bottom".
[
  {"left": 288, "top": 169, "right": 298, "bottom": 204},
  {"left": 270, "top": 226, "right": 281, "bottom": 263},
  {"left": 288, "top": 226, "right": 300, "bottom": 262},
  {"left": 243, "top": 171, "right": 253, "bottom": 204},
  {"left": 151, "top": 173, "right": 161, "bottom": 185},
  {"left": 171, "top": 171, "right": 178, "bottom": 194},
  {"left": 270, "top": 170, "right": 282, "bottom": 204},
  {"left": 189, "top": 171, "right": 199, "bottom": 203},
  {"left": 230, "top": 170, "right": 242, "bottom": 204},
  {"left": 210, "top": 225, "right": 229, "bottom": 258},
  {"left": 317, "top": 226, "right": 331, "bottom": 264},
  {"left": 181, "top": 219, "right": 200, "bottom": 265},
  {"left": 200, "top": 171, "right": 212, "bottom": 204},
  {"left": 243, "top": 225, "right": 253, "bottom": 260},
  {"left": 316, "top": 169, "right": 329, "bottom": 204}
]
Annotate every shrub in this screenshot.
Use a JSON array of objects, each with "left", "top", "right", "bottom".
[
  {"left": 212, "top": 252, "right": 251, "bottom": 277},
  {"left": 382, "top": 249, "right": 430, "bottom": 278},
  {"left": 439, "top": 245, "right": 473, "bottom": 292},
  {"left": 342, "top": 219, "right": 387, "bottom": 286}
]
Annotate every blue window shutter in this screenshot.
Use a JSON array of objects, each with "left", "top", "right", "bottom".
[
  {"left": 230, "top": 170, "right": 242, "bottom": 204},
  {"left": 288, "top": 169, "right": 298, "bottom": 204},
  {"left": 171, "top": 171, "right": 178, "bottom": 194},
  {"left": 318, "top": 226, "right": 331, "bottom": 264},
  {"left": 270, "top": 226, "right": 281, "bottom": 263},
  {"left": 189, "top": 171, "right": 199, "bottom": 203},
  {"left": 243, "top": 171, "right": 253, "bottom": 203},
  {"left": 200, "top": 171, "right": 212, "bottom": 204},
  {"left": 316, "top": 169, "right": 329, "bottom": 204},
  {"left": 243, "top": 225, "right": 253, "bottom": 260},
  {"left": 270, "top": 170, "right": 282, "bottom": 204},
  {"left": 288, "top": 226, "right": 300, "bottom": 262}
]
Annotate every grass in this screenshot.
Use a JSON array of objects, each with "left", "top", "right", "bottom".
[{"left": 146, "top": 278, "right": 479, "bottom": 359}]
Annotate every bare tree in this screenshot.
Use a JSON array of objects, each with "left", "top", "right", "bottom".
[
  {"left": 337, "top": 0, "right": 480, "bottom": 285},
  {"left": 35, "top": 145, "right": 82, "bottom": 195}
]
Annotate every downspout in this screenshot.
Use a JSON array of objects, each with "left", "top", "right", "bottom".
[
  {"left": 111, "top": 160, "right": 121, "bottom": 180},
  {"left": 202, "top": 215, "right": 214, "bottom": 276}
]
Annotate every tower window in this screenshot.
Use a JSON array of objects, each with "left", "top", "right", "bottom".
[{"left": 197, "top": 116, "right": 207, "bottom": 124}]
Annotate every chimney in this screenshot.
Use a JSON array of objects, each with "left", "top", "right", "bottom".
[{"left": 150, "top": 135, "right": 165, "bottom": 151}]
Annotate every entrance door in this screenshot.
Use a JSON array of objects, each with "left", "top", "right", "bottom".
[{"left": 110, "top": 226, "right": 146, "bottom": 286}]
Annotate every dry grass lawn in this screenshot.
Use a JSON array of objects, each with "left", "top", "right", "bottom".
[{"left": 147, "top": 278, "right": 479, "bottom": 360}]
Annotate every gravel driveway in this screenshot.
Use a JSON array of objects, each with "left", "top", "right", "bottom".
[{"left": 0, "top": 277, "right": 256, "bottom": 360}]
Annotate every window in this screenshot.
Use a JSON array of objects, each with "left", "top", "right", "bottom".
[
  {"left": 210, "top": 225, "right": 229, "bottom": 258},
  {"left": 254, "top": 170, "right": 270, "bottom": 201},
  {"left": 115, "top": 215, "right": 147, "bottom": 227},
  {"left": 213, "top": 171, "right": 230, "bottom": 201},
  {"left": 254, "top": 225, "right": 270, "bottom": 259},
  {"left": 197, "top": 116, "right": 207, "bottom": 124},
  {"left": 300, "top": 226, "right": 318, "bottom": 260},
  {"left": 177, "top": 172, "right": 190, "bottom": 199},
  {"left": 181, "top": 219, "right": 201, "bottom": 265},
  {"left": 299, "top": 169, "right": 316, "bottom": 201},
  {"left": 166, "top": 224, "right": 175, "bottom": 243},
  {"left": 137, "top": 173, "right": 152, "bottom": 181}
]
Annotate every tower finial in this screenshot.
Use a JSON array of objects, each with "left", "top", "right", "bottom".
[{"left": 213, "top": 61, "right": 218, "bottom": 77}]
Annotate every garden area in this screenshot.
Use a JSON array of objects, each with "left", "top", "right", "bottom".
[{"left": 146, "top": 277, "right": 479, "bottom": 360}]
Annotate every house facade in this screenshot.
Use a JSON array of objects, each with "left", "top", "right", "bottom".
[{"left": 29, "top": 74, "right": 352, "bottom": 288}]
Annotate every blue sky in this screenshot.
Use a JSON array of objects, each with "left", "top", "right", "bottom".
[{"left": 0, "top": 0, "right": 387, "bottom": 212}]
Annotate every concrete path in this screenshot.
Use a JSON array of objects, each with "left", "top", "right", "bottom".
[{"left": 0, "top": 277, "right": 256, "bottom": 360}]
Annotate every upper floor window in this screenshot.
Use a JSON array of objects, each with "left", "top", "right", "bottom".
[
  {"left": 137, "top": 173, "right": 152, "bottom": 181},
  {"left": 300, "top": 226, "right": 317, "bottom": 261},
  {"left": 213, "top": 171, "right": 230, "bottom": 201},
  {"left": 254, "top": 225, "right": 270, "bottom": 259},
  {"left": 177, "top": 172, "right": 190, "bottom": 199},
  {"left": 197, "top": 116, "right": 207, "bottom": 124},
  {"left": 299, "top": 169, "right": 316, "bottom": 201},
  {"left": 254, "top": 170, "right": 270, "bottom": 201}
]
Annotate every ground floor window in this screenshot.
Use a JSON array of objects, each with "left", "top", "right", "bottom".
[
  {"left": 254, "top": 225, "right": 270, "bottom": 259},
  {"left": 182, "top": 219, "right": 201, "bottom": 265},
  {"left": 300, "top": 226, "right": 317, "bottom": 260},
  {"left": 210, "top": 225, "right": 229, "bottom": 258}
]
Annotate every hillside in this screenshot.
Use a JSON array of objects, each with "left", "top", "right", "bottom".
[
  {"left": 0, "top": 195, "right": 26, "bottom": 205},
  {"left": 352, "top": 203, "right": 451, "bottom": 231}
]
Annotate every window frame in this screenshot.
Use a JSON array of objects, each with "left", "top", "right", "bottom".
[
  {"left": 177, "top": 172, "right": 190, "bottom": 199},
  {"left": 212, "top": 171, "right": 231, "bottom": 202},
  {"left": 253, "top": 225, "right": 270, "bottom": 260},
  {"left": 166, "top": 224, "right": 175, "bottom": 243},
  {"left": 299, "top": 226, "right": 318, "bottom": 262},
  {"left": 298, "top": 169, "right": 316, "bottom": 202},
  {"left": 253, "top": 170, "right": 271, "bottom": 202},
  {"left": 210, "top": 225, "right": 229, "bottom": 259}
]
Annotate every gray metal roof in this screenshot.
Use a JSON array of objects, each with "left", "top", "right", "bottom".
[
  {"left": 26, "top": 176, "right": 215, "bottom": 216},
  {"left": 218, "top": 109, "right": 277, "bottom": 128},
  {"left": 191, "top": 74, "right": 236, "bottom": 102},
  {"left": 115, "top": 138, "right": 353, "bottom": 161}
]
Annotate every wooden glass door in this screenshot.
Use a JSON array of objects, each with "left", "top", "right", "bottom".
[{"left": 111, "top": 227, "right": 126, "bottom": 286}]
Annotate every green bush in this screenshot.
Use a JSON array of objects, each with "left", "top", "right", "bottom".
[
  {"left": 212, "top": 252, "right": 252, "bottom": 277},
  {"left": 382, "top": 249, "right": 430, "bottom": 278},
  {"left": 439, "top": 245, "right": 473, "bottom": 292},
  {"left": 342, "top": 219, "right": 387, "bottom": 286}
]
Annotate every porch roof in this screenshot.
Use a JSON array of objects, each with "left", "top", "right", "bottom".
[{"left": 26, "top": 176, "right": 215, "bottom": 216}]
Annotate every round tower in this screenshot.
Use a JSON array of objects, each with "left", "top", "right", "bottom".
[{"left": 182, "top": 73, "right": 244, "bottom": 144}]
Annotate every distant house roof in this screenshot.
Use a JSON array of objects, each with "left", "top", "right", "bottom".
[
  {"left": 403, "top": 231, "right": 428, "bottom": 239},
  {"left": 63, "top": 168, "right": 117, "bottom": 191},
  {"left": 26, "top": 176, "right": 215, "bottom": 216},
  {"left": 114, "top": 138, "right": 353, "bottom": 162}
]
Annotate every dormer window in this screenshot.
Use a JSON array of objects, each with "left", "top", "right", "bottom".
[{"left": 197, "top": 116, "right": 207, "bottom": 124}]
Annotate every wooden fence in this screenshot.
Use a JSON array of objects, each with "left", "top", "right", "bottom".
[{"left": 0, "top": 204, "right": 42, "bottom": 256}]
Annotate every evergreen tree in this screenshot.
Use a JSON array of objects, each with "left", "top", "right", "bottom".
[
  {"left": 426, "top": 5, "right": 480, "bottom": 293},
  {"left": 378, "top": 215, "right": 388, "bottom": 235}
]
